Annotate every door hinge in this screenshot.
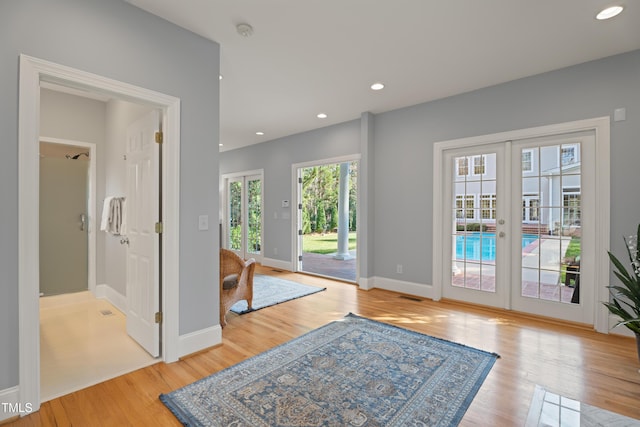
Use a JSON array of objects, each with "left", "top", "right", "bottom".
[
  {"left": 298, "top": 229, "right": 303, "bottom": 235},
  {"left": 298, "top": 177, "right": 302, "bottom": 184},
  {"left": 155, "top": 311, "right": 163, "bottom": 324},
  {"left": 298, "top": 203, "right": 303, "bottom": 210},
  {"left": 155, "top": 222, "right": 163, "bottom": 233},
  {"left": 155, "top": 131, "right": 163, "bottom": 144},
  {"left": 298, "top": 255, "right": 303, "bottom": 262}
]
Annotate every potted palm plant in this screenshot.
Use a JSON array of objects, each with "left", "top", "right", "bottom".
[{"left": 604, "top": 224, "right": 640, "bottom": 362}]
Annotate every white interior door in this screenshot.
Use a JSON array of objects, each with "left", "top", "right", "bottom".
[{"left": 125, "top": 110, "right": 160, "bottom": 357}]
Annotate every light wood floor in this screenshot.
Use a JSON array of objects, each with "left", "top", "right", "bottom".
[{"left": 7, "top": 265, "right": 640, "bottom": 426}]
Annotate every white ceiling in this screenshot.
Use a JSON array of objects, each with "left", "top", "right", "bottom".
[{"left": 125, "top": 0, "right": 640, "bottom": 152}]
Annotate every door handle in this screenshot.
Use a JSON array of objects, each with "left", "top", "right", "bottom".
[
  {"left": 498, "top": 231, "right": 506, "bottom": 238},
  {"left": 80, "top": 213, "right": 86, "bottom": 231},
  {"left": 120, "top": 237, "right": 130, "bottom": 246}
]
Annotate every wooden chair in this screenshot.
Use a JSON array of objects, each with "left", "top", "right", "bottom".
[{"left": 220, "top": 249, "right": 256, "bottom": 327}]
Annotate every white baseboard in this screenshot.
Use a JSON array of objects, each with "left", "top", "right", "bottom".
[
  {"left": 369, "top": 276, "right": 434, "bottom": 299},
  {"left": 261, "top": 257, "right": 293, "bottom": 272},
  {"left": 358, "top": 276, "right": 374, "bottom": 290},
  {"left": 0, "top": 386, "right": 35, "bottom": 421},
  {"left": 607, "top": 315, "right": 637, "bottom": 338},
  {"left": 178, "top": 325, "right": 222, "bottom": 359},
  {"left": 95, "top": 283, "right": 127, "bottom": 314}
]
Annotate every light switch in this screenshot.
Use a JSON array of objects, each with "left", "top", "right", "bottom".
[
  {"left": 198, "top": 215, "right": 209, "bottom": 230},
  {"left": 614, "top": 108, "right": 626, "bottom": 122}
]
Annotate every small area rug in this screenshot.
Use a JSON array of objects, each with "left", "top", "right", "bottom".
[
  {"left": 160, "top": 313, "right": 499, "bottom": 426},
  {"left": 229, "top": 274, "right": 325, "bottom": 314}
]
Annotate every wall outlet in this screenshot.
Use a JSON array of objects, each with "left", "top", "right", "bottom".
[{"left": 396, "top": 264, "right": 403, "bottom": 274}]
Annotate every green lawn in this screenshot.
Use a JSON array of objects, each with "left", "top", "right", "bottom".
[
  {"left": 561, "top": 236, "right": 581, "bottom": 284},
  {"left": 303, "top": 232, "right": 357, "bottom": 254}
]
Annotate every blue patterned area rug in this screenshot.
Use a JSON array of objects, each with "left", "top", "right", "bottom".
[
  {"left": 160, "top": 313, "right": 499, "bottom": 426},
  {"left": 229, "top": 274, "right": 325, "bottom": 314}
]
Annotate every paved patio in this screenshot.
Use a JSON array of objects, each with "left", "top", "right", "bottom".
[{"left": 301, "top": 251, "right": 356, "bottom": 282}]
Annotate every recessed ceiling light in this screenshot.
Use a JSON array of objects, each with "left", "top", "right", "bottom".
[
  {"left": 317, "top": 113, "right": 327, "bottom": 119},
  {"left": 370, "top": 82, "right": 385, "bottom": 91},
  {"left": 596, "top": 5, "right": 624, "bottom": 20},
  {"left": 256, "top": 131, "right": 264, "bottom": 135}
]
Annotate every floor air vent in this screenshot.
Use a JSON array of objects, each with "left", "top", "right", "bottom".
[
  {"left": 399, "top": 295, "right": 423, "bottom": 302},
  {"left": 271, "top": 269, "right": 284, "bottom": 273},
  {"left": 100, "top": 309, "right": 114, "bottom": 316}
]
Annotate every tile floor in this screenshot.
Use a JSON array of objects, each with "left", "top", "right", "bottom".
[
  {"left": 40, "top": 291, "right": 158, "bottom": 401},
  {"left": 526, "top": 385, "right": 640, "bottom": 427}
]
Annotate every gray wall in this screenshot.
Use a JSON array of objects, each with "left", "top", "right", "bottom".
[
  {"left": 221, "top": 49, "right": 640, "bottom": 288},
  {"left": 0, "top": 0, "right": 220, "bottom": 390}
]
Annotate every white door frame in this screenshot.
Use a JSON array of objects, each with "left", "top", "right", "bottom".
[
  {"left": 432, "top": 117, "right": 610, "bottom": 333},
  {"left": 39, "top": 137, "right": 97, "bottom": 296},
  {"left": 19, "top": 54, "right": 181, "bottom": 411},
  {"left": 291, "top": 154, "right": 361, "bottom": 281},
  {"left": 220, "top": 169, "right": 264, "bottom": 263}
]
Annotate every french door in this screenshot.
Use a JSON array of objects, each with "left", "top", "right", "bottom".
[
  {"left": 225, "top": 173, "right": 263, "bottom": 261},
  {"left": 440, "top": 131, "right": 596, "bottom": 324}
]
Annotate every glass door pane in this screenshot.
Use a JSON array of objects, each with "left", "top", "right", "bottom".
[
  {"left": 518, "top": 143, "right": 581, "bottom": 305},
  {"left": 227, "top": 178, "right": 243, "bottom": 252},
  {"left": 246, "top": 176, "right": 262, "bottom": 255}
]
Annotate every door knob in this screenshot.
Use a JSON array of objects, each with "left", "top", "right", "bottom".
[
  {"left": 498, "top": 231, "right": 506, "bottom": 238},
  {"left": 120, "top": 237, "right": 130, "bottom": 245}
]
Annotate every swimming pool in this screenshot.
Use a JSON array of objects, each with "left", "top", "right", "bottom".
[{"left": 455, "top": 233, "right": 539, "bottom": 261}]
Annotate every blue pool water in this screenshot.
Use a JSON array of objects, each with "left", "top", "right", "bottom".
[{"left": 455, "top": 233, "right": 538, "bottom": 261}]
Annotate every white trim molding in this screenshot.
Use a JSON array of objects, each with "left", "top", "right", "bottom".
[
  {"left": 178, "top": 326, "right": 222, "bottom": 359},
  {"left": 18, "top": 54, "right": 181, "bottom": 413},
  {"left": 370, "top": 277, "right": 435, "bottom": 300},
  {"left": 0, "top": 387, "right": 31, "bottom": 422},
  {"left": 95, "top": 284, "right": 128, "bottom": 315},
  {"left": 261, "top": 257, "right": 294, "bottom": 272}
]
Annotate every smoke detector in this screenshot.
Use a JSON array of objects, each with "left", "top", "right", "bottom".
[{"left": 236, "top": 23, "right": 254, "bottom": 37}]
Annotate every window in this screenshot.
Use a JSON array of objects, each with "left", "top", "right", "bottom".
[
  {"left": 457, "top": 157, "right": 469, "bottom": 176},
  {"left": 473, "top": 155, "right": 485, "bottom": 175},
  {"left": 563, "top": 190, "right": 581, "bottom": 226},
  {"left": 480, "top": 194, "right": 496, "bottom": 219},
  {"left": 456, "top": 195, "right": 475, "bottom": 219},
  {"left": 561, "top": 145, "right": 577, "bottom": 166},
  {"left": 522, "top": 194, "right": 540, "bottom": 222},
  {"left": 522, "top": 150, "right": 533, "bottom": 172}
]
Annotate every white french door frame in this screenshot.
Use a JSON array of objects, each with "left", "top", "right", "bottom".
[
  {"left": 221, "top": 169, "right": 264, "bottom": 263},
  {"left": 509, "top": 132, "right": 596, "bottom": 323},
  {"left": 441, "top": 143, "right": 511, "bottom": 310},
  {"left": 291, "top": 154, "right": 361, "bottom": 280},
  {"left": 432, "top": 117, "right": 610, "bottom": 332},
  {"left": 19, "top": 55, "right": 181, "bottom": 412}
]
